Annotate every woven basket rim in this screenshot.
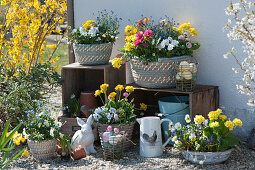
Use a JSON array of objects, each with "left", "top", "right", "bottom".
[
  {"left": 131, "top": 55, "right": 191, "bottom": 62},
  {"left": 73, "top": 42, "right": 113, "bottom": 47},
  {"left": 96, "top": 121, "right": 136, "bottom": 127},
  {"left": 28, "top": 139, "right": 57, "bottom": 143}
]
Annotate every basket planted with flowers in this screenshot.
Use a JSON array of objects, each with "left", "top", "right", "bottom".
[
  {"left": 93, "top": 83, "right": 147, "bottom": 149},
  {"left": 69, "top": 10, "right": 121, "bottom": 65},
  {"left": 167, "top": 109, "right": 242, "bottom": 165},
  {"left": 112, "top": 16, "right": 200, "bottom": 88}
]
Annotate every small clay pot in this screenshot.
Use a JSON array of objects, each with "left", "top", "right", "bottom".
[
  {"left": 71, "top": 145, "right": 86, "bottom": 160},
  {"left": 79, "top": 91, "right": 98, "bottom": 117},
  {"left": 56, "top": 143, "right": 62, "bottom": 155}
]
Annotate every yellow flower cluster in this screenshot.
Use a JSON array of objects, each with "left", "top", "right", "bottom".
[
  {"left": 194, "top": 115, "right": 205, "bottom": 124},
  {"left": 94, "top": 90, "right": 102, "bottom": 97},
  {"left": 108, "top": 92, "right": 117, "bottom": 99},
  {"left": 225, "top": 120, "right": 234, "bottom": 131},
  {"left": 178, "top": 23, "right": 198, "bottom": 36},
  {"left": 125, "top": 86, "right": 134, "bottom": 93},
  {"left": 112, "top": 58, "right": 125, "bottom": 69},
  {"left": 46, "top": 44, "right": 57, "bottom": 49},
  {"left": 209, "top": 121, "right": 219, "bottom": 128},
  {"left": 140, "top": 103, "right": 147, "bottom": 111},
  {"left": 125, "top": 25, "right": 138, "bottom": 36},
  {"left": 6, "top": 131, "right": 26, "bottom": 146},
  {"left": 115, "top": 84, "right": 124, "bottom": 91},
  {"left": 100, "top": 83, "right": 109, "bottom": 92},
  {"left": 0, "top": 0, "right": 66, "bottom": 76},
  {"left": 233, "top": 118, "right": 242, "bottom": 127},
  {"left": 208, "top": 109, "right": 222, "bottom": 120},
  {"left": 219, "top": 114, "right": 227, "bottom": 121},
  {"left": 83, "top": 20, "right": 96, "bottom": 30}
]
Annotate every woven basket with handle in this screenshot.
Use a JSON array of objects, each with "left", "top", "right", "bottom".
[
  {"left": 73, "top": 42, "right": 113, "bottom": 65},
  {"left": 130, "top": 56, "right": 191, "bottom": 88},
  {"left": 97, "top": 121, "right": 135, "bottom": 151}
]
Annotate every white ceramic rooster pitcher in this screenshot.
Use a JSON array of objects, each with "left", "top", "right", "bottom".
[{"left": 137, "top": 116, "right": 172, "bottom": 157}]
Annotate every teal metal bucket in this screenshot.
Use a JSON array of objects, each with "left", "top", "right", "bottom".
[{"left": 158, "top": 96, "right": 189, "bottom": 145}]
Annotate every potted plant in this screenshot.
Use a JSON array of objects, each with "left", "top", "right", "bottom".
[
  {"left": 168, "top": 109, "right": 242, "bottom": 165},
  {"left": 112, "top": 16, "right": 200, "bottom": 88},
  {"left": 69, "top": 10, "right": 121, "bottom": 65},
  {"left": 22, "top": 103, "right": 62, "bottom": 159},
  {"left": 93, "top": 83, "right": 147, "bottom": 149},
  {"left": 58, "top": 94, "right": 98, "bottom": 140}
]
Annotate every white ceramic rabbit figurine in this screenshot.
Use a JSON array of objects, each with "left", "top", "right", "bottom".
[{"left": 71, "top": 115, "right": 96, "bottom": 155}]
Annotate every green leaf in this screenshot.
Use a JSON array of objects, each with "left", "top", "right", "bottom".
[{"left": 0, "top": 120, "right": 11, "bottom": 146}]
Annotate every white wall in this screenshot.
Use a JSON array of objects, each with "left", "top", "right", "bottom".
[{"left": 74, "top": 0, "right": 255, "bottom": 139}]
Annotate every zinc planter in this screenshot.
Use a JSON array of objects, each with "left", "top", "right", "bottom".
[
  {"left": 182, "top": 149, "right": 234, "bottom": 165},
  {"left": 130, "top": 56, "right": 190, "bottom": 88},
  {"left": 73, "top": 42, "right": 113, "bottom": 65},
  {"left": 28, "top": 139, "right": 57, "bottom": 159}
]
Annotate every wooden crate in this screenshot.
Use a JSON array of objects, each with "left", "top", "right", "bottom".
[
  {"left": 62, "top": 63, "right": 126, "bottom": 116},
  {"left": 129, "top": 83, "right": 219, "bottom": 119}
]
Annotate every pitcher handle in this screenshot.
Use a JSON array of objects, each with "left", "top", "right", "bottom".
[{"left": 161, "top": 118, "right": 173, "bottom": 149}]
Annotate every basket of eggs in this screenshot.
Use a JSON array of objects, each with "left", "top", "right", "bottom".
[{"left": 176, "top": 61, "right": 198, "bottom": 92}]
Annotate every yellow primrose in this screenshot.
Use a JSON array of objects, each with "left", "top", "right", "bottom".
[
  {"left": 115, "top": 84, "right": 124, "bottom": 91},
  {"left": 233, "top": 118, "right": 242, "bottom": 127},
  {"left": 225, "top": 120, "right": 234, "bottom": 131},
  {"left": 108, "top": 92, "right": 117, "bottom": 99},
  {"left": 22, "top": 148, "right": 30, "bottom": 157},
  {"left": 94, "top": 89, "right": 102, "bottom": 97},
  {"left": 140, "top": 103, "right": 147, "bottom": 111},
  {"left": 209, "top": 121, "right": 219, "bottom": 128},
  {"left": 194, "top": 115, "right": 205, "bottom": 124},
  {"left": 219, "top": 115, "right": 227, "bottom": 121},
  {"left": 189, "top": 28, "right": 198, "bottom": 36},
  {"left": 208, "top": 110, "right": 221, "bottom": 120},
  {"left": 100, "top": 83, "right": 109, "bottom": 92},
  {"left": 125, "top": 86, "right": 134, "bottom": 93},
  {"left": 112, "top": 58, "right": 123, "bottom": 69}
]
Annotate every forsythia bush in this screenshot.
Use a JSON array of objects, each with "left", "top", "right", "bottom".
[{"left": 0, "top": 0, "right": 66, "bottom": 75}]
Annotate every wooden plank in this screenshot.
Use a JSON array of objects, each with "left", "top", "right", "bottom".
[
  {"left": 62, "top": 63, "right": 111, "bottom": 70},
  {"left": 191, "top": 86, "right": 219, "bottom": 118}
]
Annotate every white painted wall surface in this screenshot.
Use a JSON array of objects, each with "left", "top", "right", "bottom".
[{"left": 74, "top": 0, "right": 255, "bottom": 139}]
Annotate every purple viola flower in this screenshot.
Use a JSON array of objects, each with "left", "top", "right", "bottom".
[
  {"left": 123, "top": 92, "right": 129, "bottom": 97},
  {"left": 206, "top": 138, "right": 211, "bottom": 144},
  {"left": 114, "top": 114, "right": 119, "bottom": 120}
]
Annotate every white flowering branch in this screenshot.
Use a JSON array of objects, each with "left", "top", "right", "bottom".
[{"left": 224, "top": 0, "right": 255, "bottom": 106}]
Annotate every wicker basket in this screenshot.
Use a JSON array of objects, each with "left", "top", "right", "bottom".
[
  {"left": 28, "top": 139, "right": 57, "bottom": 159},
  {"left": 176, "top": 63, "right": 198, "bottom": 92},
  {"left": 130, "top": 56, "right": 191, "bottom": 88},
  {"left": 73, "top": 42, "right": 113, "bottom": 65},
  {"left": 97, "top": 122, "right": 135, "bottom": 150},
  {"left": 100, "top": 134, "right": 125, "bottom": 160}
]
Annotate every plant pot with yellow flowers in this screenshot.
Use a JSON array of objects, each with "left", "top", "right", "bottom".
[
  {"left": 69, "top": 10, "right": 121, "bottom": 65},
  {"left": 93, "top": 83, "right": 147, "bottom": 150},
  {"left": 112, "top": 16, "right": 200, "bottom": 88},
  {"left": 167, "top": 109, "right": 242, "bottom": 165},
  {"left": 21, "top": 103, "right": 63, "bottom": 159}
]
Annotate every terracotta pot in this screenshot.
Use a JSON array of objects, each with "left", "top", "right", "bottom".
[
  {"left": 71, "top": 145, "right": 86, "bottom": 160},
  {"left": 79, "top": 91, "right": 98, "bottom": 117},
  {"left": 56, "top": 143, "right": 62, "bottom": 155}
]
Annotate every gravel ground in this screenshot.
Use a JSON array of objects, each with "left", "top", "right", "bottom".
[
  {"left": 5, "top": 143, "right": 255, "bottom": 170},
  {"left": 3, "top": 87, "right": 255, "bottom": 169}
]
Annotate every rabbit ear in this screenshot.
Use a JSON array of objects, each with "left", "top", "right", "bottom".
[
  {"left": 86, "top": 115, "right": 94, "bottom": 126},
  {"left": 77, "top": 117, "right": 85, "bottom": 127}
]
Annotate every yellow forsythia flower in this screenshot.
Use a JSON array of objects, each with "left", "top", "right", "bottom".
[
  {"left": 225, "top": 120, "right": 234, "bottom": 131},
  {"left": 210, "top": 121, "right": 219, "bottom": 128},
  {"left": 100, "top": 83, "right": 109, "bottom": 92},
  {"left": 125, "top": 25, "right": 138, "bottom": 36},
  {"left": 233, "top": 118, "right": 242, "bottom": 127},
  {"left": 108, "top": 92, "right": 117, "bottom": 99},
  {"left": 46, "top": 44, "right": 57, "bottom": 48},
  {"left": 194, "top": 115, "right": 205, "bottom": 124},
  {"left": 219, "top": 115, "right": 227, "bottom": 121},
  {"left": 140, "top": 103, "right": 147, "bottom": 111},
  {"left": 94, "top": 90, "right": 102, "bottom": 96},
  {"left": 115, "top": 84, "right": 124, "bottom": 91},
  {"left": 82, "top": 20, "right": 96, "bottom": 30},
  {"left": 125, "top": 86, "right": 134, "bottom": 93}
]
